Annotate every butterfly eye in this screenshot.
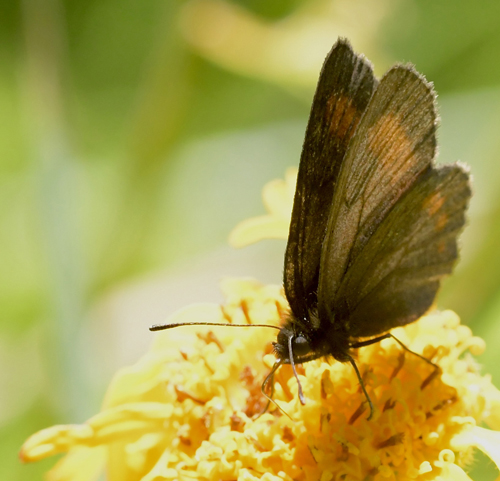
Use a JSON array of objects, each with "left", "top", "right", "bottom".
[{"left": 293, "top": 335, "right": 311, "bottom": 357}]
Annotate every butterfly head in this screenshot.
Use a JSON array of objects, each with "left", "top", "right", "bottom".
[
  {"left": 273, "top": 326, "right": 313, "bottom": 364},
  {"left": 274, "top": 306, "right": 354, "bottom": 366}
]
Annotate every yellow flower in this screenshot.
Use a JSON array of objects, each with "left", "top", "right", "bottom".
[
  {"left": 19, "top": 277, "right": 500, "bottom": 480},
  {"left": 21, "top": 170, "right": 500, "bottom": 480},
  {"left": 228, "top": 167, "right": 297, "bottom": 247}
]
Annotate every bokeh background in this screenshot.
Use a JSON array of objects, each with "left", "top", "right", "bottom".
[{"left": 4, "top": 0, "right": 500, "bottom": 479}]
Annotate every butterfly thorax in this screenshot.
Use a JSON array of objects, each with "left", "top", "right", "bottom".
[{"left": 274, "top": 309, "right": 352, "bottom": 365}]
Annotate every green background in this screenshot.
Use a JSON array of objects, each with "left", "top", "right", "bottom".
[{"left": 3, "top": 0, "right": 500, "bottom": 479}]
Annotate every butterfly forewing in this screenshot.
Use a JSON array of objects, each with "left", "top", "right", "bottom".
[
  {"left": 284, "top": 39, "right": 377, "bottom": 325},
  {"left": 336, "top": 164, "right": 471, "bottom": 336},
  {"left": 317, "top": 66, "right": 438, "bottom": 322}
]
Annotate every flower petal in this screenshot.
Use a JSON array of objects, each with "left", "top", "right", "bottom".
[
  {"left": 481, "top": 383, "right": 500, "bottom": 431},
  {"left": 47, "top": 447, "right": 105, "bottom": 481},
  {"left": 228, "top": 168, "right": 296, "bottom": 248},
  {"left": 262, "top": 168, "right": 296, "bottom": 218},
  {"left": 20, "top": 403, "right": 175, "bottom": 463},
  {"left": 452, "top": 426, "right": 500, "bottom": 471},
  {"left": 228, "top": 215, "right": 290, "bottom": 247},
  {"left": 433, "top": 450, "right": 474, "bottom": 481}
]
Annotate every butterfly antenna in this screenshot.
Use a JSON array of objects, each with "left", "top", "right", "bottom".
[
  {"left": 150, "top": 321, "right": 282, "bottom": 332},
  {"left": 288, "top": 335, "right": 306, "bottom": 404},
  {"left": 347, "top": 355, "right": 374, "bottom": 420},
  {"left": 261, "top": 359, "right": 292, "bottom": 420}
]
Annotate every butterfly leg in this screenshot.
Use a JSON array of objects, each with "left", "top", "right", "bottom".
[
  {"left": 350, "top": 333, "right": 391, "bottom": 349},
  {"left": 260, "top": 359, "right": 292, "bottom": 420},
  {"left": 261, "top": 359, "right": 280, "bottom": 406},
  {"left": 344, "top": 335, "right": 392, "bottom": 420},
  {"left": 388, "top": 333, "right": 441, "bottom": 371},
  {"left": 349, "top": 333, "right": 441, "bottom": 420},
  {"left": 348, "top": 333, "right": 429, "bottom": 420},
  {"left": 346, "top": 355, "right": 375, "bottom": 420},
  {"left": 351, "top": 333, "right": 440, "bottom": 372}
]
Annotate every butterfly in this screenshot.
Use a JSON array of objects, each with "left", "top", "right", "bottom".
[
  {"left": 266, "top": 38, "right": 471, "bottom": 417},
  {"left": 151, "top": 38, "right": 471, "bottom": 420}
]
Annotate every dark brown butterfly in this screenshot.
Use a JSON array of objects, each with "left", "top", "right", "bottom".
[
  {"left": 151, "top": 38, "right": 471, "bottom": 419},
  {"left": 268, "top": 38, "right": 470, "bottom": 417}
]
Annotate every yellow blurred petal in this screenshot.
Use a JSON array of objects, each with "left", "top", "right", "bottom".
[
  {"left": 179, "top": 0, "right": 394, "bottom": 89},
  {"left": 438, "top": 463, "right": 474, "bottom": 481},
  {"left": 137, "top": 448, "right": 180, "bottom": 481},
  {"left": 20, "top": 425, "right": 93, "bottom": 461},
  {"left": 228, "top": 168, "right": 296, "bottom": 248},
  {"left": 102, "top": 357, "right": 169, "bottom": 409},
  {"left": 261, "top": 169, "right": 296, "bottom": 218},
  {"left": 482, "top": 383, "right": 500, "bottom": 430},
  {"left": 20, "top": 403, "right": 175, "bottom": 462},
  {"left": 228, "top": 216, "right": 289, "bottom": 248},
  {"left": 433, "top": 450, "right": 474, "bottom": 481},
  {"left": 452, "top": 426, "right": 500, "bottom": 470},
  {"left": 87, "top": 403, "right": 175, "bottom": 442},
  {"left": 47, "top": 447, "right": 105, "bottom": 481}
]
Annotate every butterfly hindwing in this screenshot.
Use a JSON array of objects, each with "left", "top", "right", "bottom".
[
  {"left": 334, "top": 164, "right": 470, "bottom": 337},
  {"left": 284, "top": 39, "right": 377, "bottom": 324},
  {"left": 317, "top": 65, "right": 438, "bottom": 322}
]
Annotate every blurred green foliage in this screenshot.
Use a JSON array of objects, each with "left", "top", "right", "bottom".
[{"left": 2, "top": 0, "right": 500, "bottom": 479}]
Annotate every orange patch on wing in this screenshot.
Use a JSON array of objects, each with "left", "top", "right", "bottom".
[
  {"left": 423, "top": 191, "right": 446, "bottom": 216},
  {"left": 437, "top": 240, "right": 447, "bottom": 254},
  {"left": 325, "top": 95, "right": 361, "bottom": 142},
  {"left": 367, "top": 113, "right": 414, "bottom": 171},
  {"left": 436, "top": 213, "right": 448, "bottom": 231},
  {"left": 367, "top": 113, "right": 415, "bottom": 197}
]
